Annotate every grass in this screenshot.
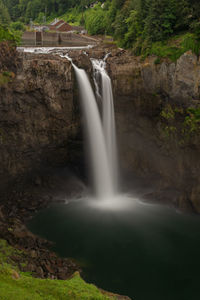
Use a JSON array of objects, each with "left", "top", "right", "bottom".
[{"left": 0, "top": 239, "right": 116, "bottom": 300}]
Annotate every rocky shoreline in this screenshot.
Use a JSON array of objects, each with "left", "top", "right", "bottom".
[{"left": 0, "top": 184, "right": 80, "bottom": 280}]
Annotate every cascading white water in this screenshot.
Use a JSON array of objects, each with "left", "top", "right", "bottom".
[
  {"left": 72, "top": 63, "right": 115, "bottom": 199},
  {"left": 91, "top": 56, "right": 118, "bottom": 192}
]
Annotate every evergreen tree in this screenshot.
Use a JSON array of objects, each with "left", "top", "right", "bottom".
[
  {"left": 0, "top": 0, "right": 11, "bottom": 25},
  {"left": 144, "top": 0, "right": 176, "bottom": 42}
]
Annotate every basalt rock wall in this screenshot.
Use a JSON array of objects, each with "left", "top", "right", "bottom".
[
  {"left": 0, "top": 52, "right": 82, "bottom": 191},
  {"left": 107, "top": 50, "right": 200, "bottom": 212}
]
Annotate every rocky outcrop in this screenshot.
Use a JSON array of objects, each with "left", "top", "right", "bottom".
[
  {"left": 0, "top": 42, "right": 19, "bottom": 73},
  {"left": 0, "top": 52, "right": 82, "bottom": 192},
  {"left": 108, "top": 50, "right": 200, "bottom": 104},
  {"left": 107, "top": 50, "right": 200, "bottom": 212}
]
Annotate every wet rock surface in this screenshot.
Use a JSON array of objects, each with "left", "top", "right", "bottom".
[{"left": 0, "top": 190, "right": 79, "bottom": 280}]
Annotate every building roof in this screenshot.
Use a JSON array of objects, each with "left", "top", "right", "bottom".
[
  {"left": 48, "top": 19, "right": 72, "bottom": 32},
  {"left": 56, "top": 22, "right": 66, "bottom": 29}
]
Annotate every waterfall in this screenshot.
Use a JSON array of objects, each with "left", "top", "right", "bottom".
[
  {"left": 18, "top": 46, "right": 121, "bottom": 205},
  {"left": 63, "top": 53, "right": 118, "bottom": 201},
  {"left": 91, "top": 57, "right": 118, "bottom": 192},
  {"left": 72, "top": 63, "right": 115, "bottom": 199}
]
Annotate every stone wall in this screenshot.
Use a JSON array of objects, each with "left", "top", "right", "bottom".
[
  {"left": 21, "top": 31, "right": 97, "bottom": 47},
  {"left": 22, "top": 32, "right": 36, "bottom": 46},
  {"left": 42, "top": 32, "right": 59, "bottom": 46}
]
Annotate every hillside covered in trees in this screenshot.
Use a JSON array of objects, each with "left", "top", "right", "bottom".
[{"left": 1, "top": 0, "right": 200, "bottom": 56}]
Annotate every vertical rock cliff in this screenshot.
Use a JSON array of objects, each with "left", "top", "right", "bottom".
[
  {"left": 0, "top": 52, "right": 82, "bottom": 191},
  {"left": 107, "top": 50, "right": 200, "bottom": 212}
]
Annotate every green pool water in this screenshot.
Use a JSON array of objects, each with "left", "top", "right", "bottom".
[{"left": 28, "top": 196, "right": 200, "bottom": 300}]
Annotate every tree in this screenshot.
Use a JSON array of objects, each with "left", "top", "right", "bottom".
[
  {"left": 144, "top": 0, "right": 176, "bottom": 42},
  {"left": 85, "top": 4, "right": 106, "bottom": 35},
  {"left": 0, "top": 0, "right": 11, "bottom": 25},
  {"left": 123, "top": 10, "right": 142, "bottom": 48}
]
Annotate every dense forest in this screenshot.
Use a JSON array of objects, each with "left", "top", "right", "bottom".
[{"left": 1, "top": 0, "right": 200, "bottom": 57}]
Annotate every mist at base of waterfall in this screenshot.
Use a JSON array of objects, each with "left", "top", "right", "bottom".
[
  {"left": 65, "top": 194, "right": 145, "bottom": 212},
  {"left": 28, "top": 194, "right": 200, "bottom": 300}
]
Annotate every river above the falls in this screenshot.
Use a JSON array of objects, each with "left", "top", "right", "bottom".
[{"left": 28, "top": 196, "right": 200, "bottom": 300}]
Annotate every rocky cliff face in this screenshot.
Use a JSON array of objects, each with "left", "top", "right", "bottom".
[
  {"left": 107, "top": 50, "right": 200, "bottom": 212},
  {"left": 1, "top": 46, "right": 200, "bottom": 213},
  {"left": 108, "top": 50, "right": 200, "bottom": 103},
  {"left": 0, "top": 52, "right": 82, "bottom": 192}
]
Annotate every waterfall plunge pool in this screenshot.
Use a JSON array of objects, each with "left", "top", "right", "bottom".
[{"left": 27, "top": 195, "right": 200, "bottom": 300}]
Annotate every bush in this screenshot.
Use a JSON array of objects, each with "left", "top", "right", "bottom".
[
  {"left": 10, "top": 21, "right": 25, "bottom": 32},
  {"left": 0, "top": 25, "right": 15, "bottom": 43}
]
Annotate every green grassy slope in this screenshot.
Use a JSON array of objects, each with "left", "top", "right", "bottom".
[{"left": 0, "top": 239, "right": 116, "bottom": 300}]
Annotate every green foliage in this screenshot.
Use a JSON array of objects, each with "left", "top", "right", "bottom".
[
  {"left": 181, "top": 33, "right": 200, "bottom": 56},
  {"left": 122, "top": 10, "right": 141, "bottom": 48},
  {"left": 184, "top": 107, "right": 200, "bottom": 134},
  {"left": 85, "top": 4, "right": 106, "bottom": 35},
  {"left": 144, "top": 0, "right": 176, "bottom": 42},
  {"left": 154, "top": 57, "right": 161, "bottom": 65},
  {"left": 10, "top": 21, "right": 25, "bottom": 32},
  {"left": 0, "top": 25, "right": 15, "bottom": 42},
  {"left": 0, "top": 239, "right": 115, "bottom": 300},
  {"left": 2, "top": 0, "right": 200, "bottom": 59},
  {"left": 0, "top": 24, "right": 22, "bottom": 45},
  {"left": 36, "top": 12, "right": 45, "bottom": 25},
  {"left": 161, "top": 104, "right": 175, "bottom": 121},
  {"left": 59, "top": 7, "right": 83, "bottom": 26},
  {"left": 144, "top": 40, "right": 183, "bottom": 61},
  {"left": 159, "top": 104, "right": 200, "bottom": 145},
  {"left": 139, "top": 33, "right": 200, "bottom": 62},
  {"left": 0, "top": 0, "right": 11, "bottom": 25}
]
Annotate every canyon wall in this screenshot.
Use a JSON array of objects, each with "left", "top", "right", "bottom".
[
  {"left": 107, "top": 50, "right": 200, "bottom": 212},
  {"left": 1, "top": 45, "right": 200, "bottom": 212},
  {"left": 0, "top": 52, "right": 82, "bottom": 192}
]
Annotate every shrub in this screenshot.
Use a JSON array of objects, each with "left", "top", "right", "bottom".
[{"left": 10, "top": 21, "right": 25, "bottom": 32}]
